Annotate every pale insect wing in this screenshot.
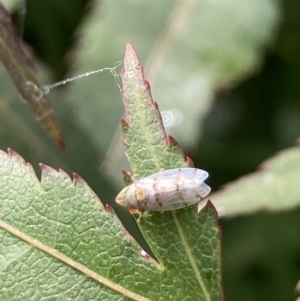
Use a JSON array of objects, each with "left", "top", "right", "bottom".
[
  {"left": 137, "top": 168, "right": 209, "bottom": 187},
  {"left": 137, "top": 168, "right": 211, "bottom": 211},
  {"left": 198, "top": 182, "right": 211, "bottom": 197},
  {"left": 150, "top": 182, "right": 211, "bottom": 211}
]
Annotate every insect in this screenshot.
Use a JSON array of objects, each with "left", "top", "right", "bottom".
[{"left": 115, "top": 168, "right": 211, "bottom": 212}]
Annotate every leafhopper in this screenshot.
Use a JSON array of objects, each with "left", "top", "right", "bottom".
[{"left": 115, "top": 168, "right": 211, "bottom": 212}]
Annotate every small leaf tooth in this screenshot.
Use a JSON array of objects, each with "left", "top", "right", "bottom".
[
  {"left": 185, "top": 156, "right": 194, "bottom": 167},
  {"left": 72, "top": 173, "right": 88, "bottom": 189},
  {"left": 121, "top": 169, "right": 131, "bottom": 176},
  {"left": 73, "top": 172, "right": 81, "bottom": 180},
  {"left": 7, "top": 148, "right": 19, "bottom": 157},
  {"left": 120, "top": 118, "right": 128, "bottom": 127},
  {"left": 7, "top": 148, "right": 27, "bottom": 165},
  {"left": 39, "top": 163, "right": 55, "bottom": 174},
  {"left": 167, "top": 135, "right": 185, "bottom": 160},
  {"left": 167, "top": 135, "right": 180, "bottom": 147},
  {"left": 167, "top": 135, "right": 184, "bottom": 157},
  {"left": 121, "top": 169, "right": 133, "bottom": 185},
  {"left": 204, "top": 200, "right": 219, "bottom": 218},
  {"left": 143, "top": 79, "right": 150, "bottom": 91},
  {"left": 206, "top": 199, "right": 214, "bottom": 208},
  {"left": 153, "top": 101, "right": 158, "bottom": 109},
  {"left": 105, "top": 204, "right": 113, "bottom": 212}
]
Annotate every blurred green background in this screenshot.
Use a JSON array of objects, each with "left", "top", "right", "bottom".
[{"left": 1, "top": 0, "right": 300, "bottom": 300}]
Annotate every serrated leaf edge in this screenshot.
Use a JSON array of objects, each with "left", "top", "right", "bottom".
[{"left": 1, "top": 148, "right": 152, "bottom": 301}]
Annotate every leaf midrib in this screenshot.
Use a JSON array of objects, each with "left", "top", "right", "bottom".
[{"left": 172, "top": 211, "right": 212, "bottom": 301}]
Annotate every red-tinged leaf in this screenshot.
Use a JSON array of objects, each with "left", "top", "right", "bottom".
[
  {"left": 120, "top": 43, "right": 189, "bottom": 179},
  {"left": 118, "top": 43, "right": 223, "bottom": 301},
  {"left": 0, "top": 4, "right": 65, "bottom": 148}
]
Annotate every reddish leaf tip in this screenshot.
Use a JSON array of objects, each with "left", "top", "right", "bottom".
[
  {"left": 121, "top": 169, "right": 133, "bottom": 185},
  {"left": 206, "top": 199, "right": 219, "bottom": 218},
  {"left": 6, "top": 148, "right": 27, "bottom": 166},
  {"left": 167, "top": 135, "right": 181, "bottom": 148},
  {"left": 120, "top": 119, "right": 128, "bottom": 126},
  {"left": 73, "top": 172, "right": 81, "bottom": 180},
  {"left": 39, "top": 163, "right": 49, "bottom": 170},
  {"left": 206, "top": 199, "right": 215, "bottom": 208},
  {"left": 124, "top": 42, "right": 140, "bottom": 68},
  {"left": 7, "top": 148, "right": 18, "bottom": 157},
  {"left": 153, "top": 101, "right": 159, "bottom": 109},
  {"left": 105, "top": 204, "right": 113, "bottom": 212},
  {"left": 121, "top": 169, "right": 130, "bottom": 176},
  {"left": 143, "top": 80, "right": 150, "bottom": 89},
  {"left": 185, "top": 156, "right": 194, "bottom": 167},
  {"left": 125, "top": 42, "right": 134, "bottom": 52},
  {"left": 39, "top": 163, "right": 56, "bottom": 176}
]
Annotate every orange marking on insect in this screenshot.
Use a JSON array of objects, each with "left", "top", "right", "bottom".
[{"left": 135, "top": 187, "right": 148, "bottom": 204}]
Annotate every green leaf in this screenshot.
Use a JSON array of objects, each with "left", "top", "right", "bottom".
[
  {"left": 0, "top": 43, "right": 222, "bottom": 301},
  {"left": 206, "top": 146, "right": 300, "bottom": 218},
  {"left": 0, "top": 148, "right": 220, "bottom": 301},
  {"left": 120, "top": 44, "right": 187, "bottom": 178},
  {"left": 118, "top": 43, "right": 222, "bottom": 300},
  {"left": 68, "top": 0, "right": 280, "bottom": 185},
  {"left": 0, "top": 149, "right": 150, "bottom": 300},
  {"left": 0, "top": 3, "right": 65, "bottom": 148}
]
